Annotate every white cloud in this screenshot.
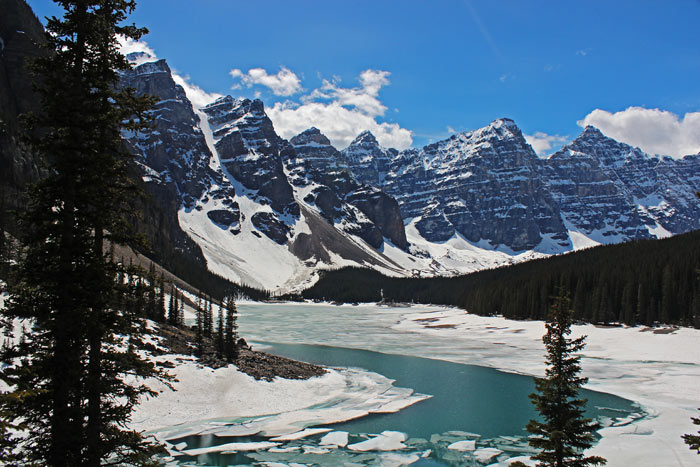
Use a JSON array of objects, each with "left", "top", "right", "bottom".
[
  {"left": 171, "top": 73, "right": 223, "bottom": 110},
  {"left": 117, "top": 36, "right": 157, "bottom": 64},
  {"left": 265, "top": 68, "right": 412, "bottom": 150},
  {"left": 118, "top": 37, "right": 221, "bottom": 109},
  {"left": 268, "top": 101, "right": 412, "bottom": 150},
  {"left": 578, "top": 107, "right": 700, "bottom": 158},
  {"left": 230, "top": 67, "right": 302, "bottom": 96},
  {"left": 524, "top": 132, "right": 569, "bottom": 157},
  {"left": 303, "top": 70, "right": 390, "bottom": 117}
]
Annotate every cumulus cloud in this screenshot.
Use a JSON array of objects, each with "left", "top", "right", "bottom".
[
  {"left": 171, "top": 74, "right": 223, "bottom": 110},
  {"left": 230, "top": 67, "right": 302, "bottom": 96},
  {"left": 524, "top": 132, "right": 569, "bottom": 157},
  {"left": 578, "top": 107, "right": 700, "bottom": 158},
  {"left": 117, "top": 37, "right": 221, "bottom": 109},
  {"left": 117, "top": 36, "right": 157, "bottom": 64},
  {"left": 264, "top": 69, "right": 412, "bottom": 150}
]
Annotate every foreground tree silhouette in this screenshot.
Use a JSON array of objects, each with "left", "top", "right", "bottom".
[
  {"left": 0, "top": 1, "right": 167, "bottom": 465},
  {"left": 519, "top": 291, "right": 606, "bottom": 467}
]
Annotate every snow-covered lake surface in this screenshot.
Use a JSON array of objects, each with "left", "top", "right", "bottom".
[
  {"left": 235, "top": 301, "right": 700, "bottom": 466},
  {"left": 134, "top": 301, "right": 700, "bottom": 466}
]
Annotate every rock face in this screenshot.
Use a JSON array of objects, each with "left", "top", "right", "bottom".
[
  {"left": 121, "top": 58, "right": 226, "bottom": 208},
  {"left": 203, "top": 97, "right": 298, "bottom": 218},
  {"left": 544, "top": 126, "right": 700, "bottom": 239},
  {"left": 288, "top": 127, "right": 408, "bottom": 250},
  {"left": 0, "top": 0, "right": 46, "bottom": 226},
  {"left": 340, "top": 130, "right": 397, "bottom": 187},
  {"left": 382, "top": 119, "right": 569, "bottom": 251}
]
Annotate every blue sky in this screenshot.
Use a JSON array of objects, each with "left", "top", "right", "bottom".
[{"left": 28, "top": 0, "right": 700, "bottom": 156}]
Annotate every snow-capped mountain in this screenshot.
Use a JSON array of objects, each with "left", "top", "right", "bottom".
[
  {"left": 118, "top": 56, "right": 700, "bottom": 292},
  {"left": 381, "top": 118, "right": 569, "bottom": 251},
  {"left": 545, "top": 126, "right": 700, "bottom": 246}
]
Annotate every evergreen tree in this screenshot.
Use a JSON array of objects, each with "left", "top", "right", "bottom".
[
  {"left": 524, "top": 291, "right": 606, "bottom": 467},
  {"left": 206, "top": 296, "right": 214, "bottom": 338},
  {"left": 224, "top": 296, "right": 239, "bottom": 362},
  {"left": 215, "top": 304, "right": 225, "bottom": 358},
  {"left": 157, "top": 274, "right": 166, "bottom": 323},
  {"left": 684, "top": 410, "right": 700, "bottom": 454},
  {"left": 0, "top": 1, "right": 167, "bottom": 465},
  {"left": 167, "top": 285, "right": 176, "bottom": 325},
  {"left": 195, "top": 293, "right": 204, "bottom": 357},
  {"left": 178, "top": 290, "right": 185, "bottom": 326}
]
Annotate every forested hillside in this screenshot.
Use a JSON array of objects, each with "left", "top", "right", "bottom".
[{"left": 303, "top": 229, "right": 700, "bottom": 327}]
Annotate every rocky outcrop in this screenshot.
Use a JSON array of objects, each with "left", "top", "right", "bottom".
[
  {"left": 203, "top": 97, "right": 298, "bottom": 217},
  {"left": 0, "top": 0, "right": 46, "bottom": 229},
  {"left": 289, "top": 127, "right": 408, "bottom": 250},
  {"left": 121, "top": 58, "right": 226, "bottom": 207},
  {"left": 383, "top": 119, "right": 569, "bottom": 251},
  {"left": 340, "top": 130, "right": 397, "bottom": 187},
  {"left": 544, "top": 126, "right": 700, "bottom": 239}
]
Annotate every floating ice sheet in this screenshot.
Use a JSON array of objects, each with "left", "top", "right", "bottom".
[
  {"left": 347, "top": 431, "right": 407, "bottom": 452},
  {"left": 270, "top": 427, "right": 332, "bottom": 441},
  {"left": 448, "top": 440, "right": 476, "bottom": 451},
  {"left": 319, "top": 430, "right": 349, "bottom": 447},
  {"left": 473, "top": 447, "right": 503, "bottom": 462},
  {"left": 181, "top": 441, "right": 280, "bottom": 456}
]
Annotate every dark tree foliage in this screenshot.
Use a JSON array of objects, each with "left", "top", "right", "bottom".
[
  {"left": 0, "top": 1, "right": 169, "bottom": 465},
  {"left": 195, "top": 294, "right": 204, "bottom": 357},
  {"left": 525, "top": 291, "right": 606, "bottom": 467},
  {"left": 683, "top": 410, "right": 700, "bottom": 454},
  {"left": 223, "top": 296, "right": 239, "bottom": 362},
  {"left": 302, "top": 230, "right": 700, "bottom": 326},
  {"left": 215, "top": 304, "right": 225, "bottom": 358}
]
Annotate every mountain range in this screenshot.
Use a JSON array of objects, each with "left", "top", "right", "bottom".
[
  {"left": 2, "top": 0, "right": 700, "bottom": 293},
  {"left": 119, "top": 53, "right": 700, "bottom": 292}
]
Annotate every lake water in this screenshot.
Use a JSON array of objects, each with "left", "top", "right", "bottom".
[{"left": 171, "top": 303, "right": 643, "bottom": 466}]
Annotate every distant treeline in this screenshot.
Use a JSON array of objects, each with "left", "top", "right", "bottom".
[{"left": 302, "top": 230, "right": 700, "bottom": 327}]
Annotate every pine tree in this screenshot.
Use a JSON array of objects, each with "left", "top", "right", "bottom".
[
  {"left": 224, "top": 296, "right": 239, "bottom": 362},
  {"left": 167, "top": 285, "right": 176, "bottom": 325},
  {"left": 207, "top": 296, "right": 214, "bottom": 338},
  {"left": 178, "top": 290, "right": 185, "bottom": 326},
  {"left": 195, "top": 293, "right": 204, "bottom": 357},
  {"left": 157, "top": 274, "right": 166, "bottom": 323},
  {"left": 523, "top": 290, "right": 606, "bottom": 467},
  {"left": 0, "top": 1, "right": 167, "bottom": 465},
  {"left": 215, "top": 304, "right": 225, "bottom": 358}
]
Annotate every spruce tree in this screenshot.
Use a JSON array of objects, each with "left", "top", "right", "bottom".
[
  {"left": 524, "top": 291, "right": 606, "bottom": 467},
  {"left": 178, "top": 290, "right": 185, "bottom": 326},
  {"left": 683, "top": 410, "right": 700, "bottom": 454},
  {"left": 224, "top": 296, "right": 239, "bottom": 362},
  {"left": 216, "top": 304, "right": 225, "bottom": 358},
  {"left": 195, "top": 293, "right": 204, "bottom": 357},
  {"left": 0, "top": 1, "right": 167, "bottom": 465},
  {"left": 157, "top": 274, "right": 166, "bottom": 323},
  {"left": 167, "top": 285, "right": 175, "bottom": 325}
]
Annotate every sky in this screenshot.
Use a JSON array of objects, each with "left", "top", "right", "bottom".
[{"left": 27, "top": 0, "right": 700, "bottom": 157}]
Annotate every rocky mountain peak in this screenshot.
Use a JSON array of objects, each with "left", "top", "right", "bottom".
[
  {"left": 125, "top": 51, "right": 157, "bottom": 66},
  {"left": 128, "top": 58, "right": 171, "bottom": 76},
  {"left": 349, "top": 130, "right": 379, "bottom": 147},
  {"left": 290, "top": 127, "right": 333, "bottom": 148}
]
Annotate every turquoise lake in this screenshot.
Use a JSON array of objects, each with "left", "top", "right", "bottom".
[
  {"left": 173, "top": 342, "right": 640, "bottom": 466},
  {"left": 172, "top": 303, "right": 644, "bottom": 466}
]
